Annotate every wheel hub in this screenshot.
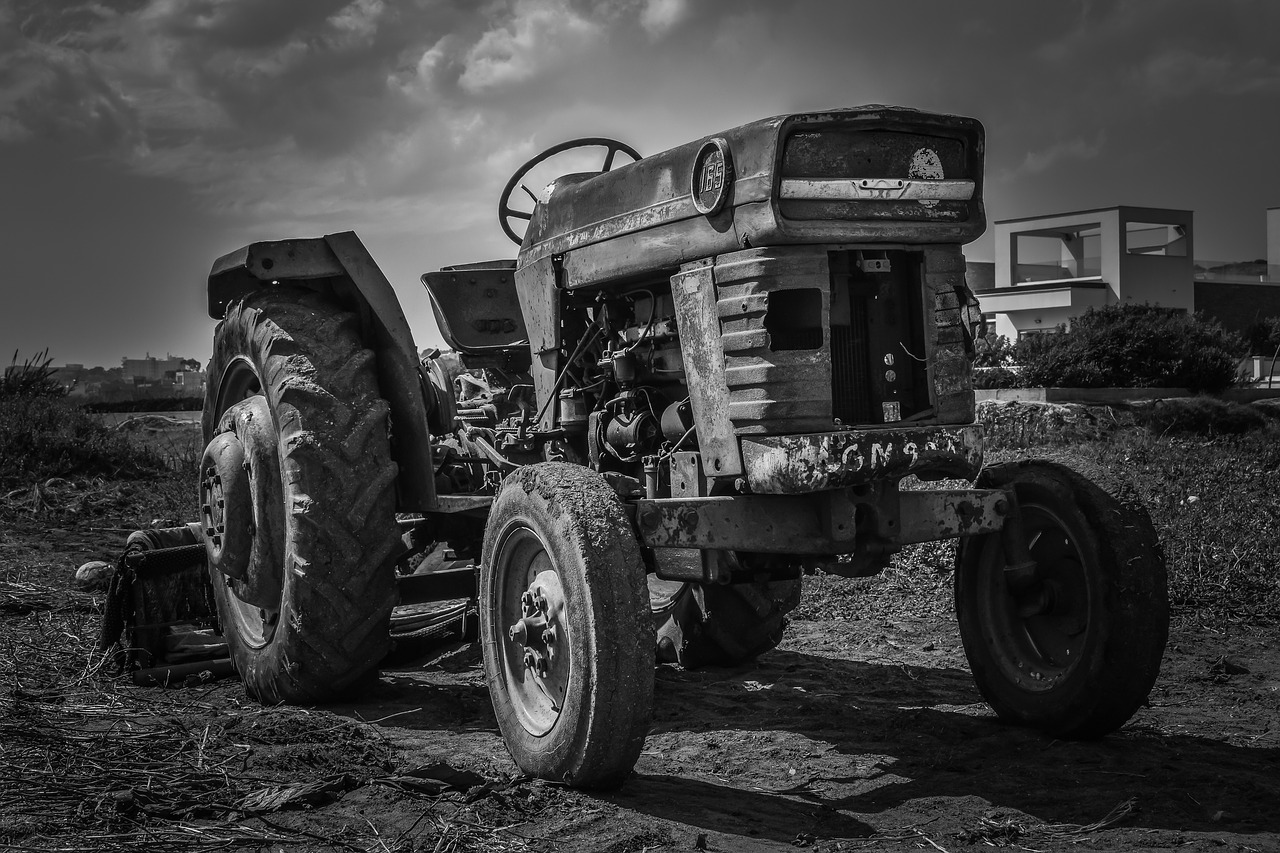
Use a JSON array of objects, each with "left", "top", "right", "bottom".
[
  {"left": 200, "top": 432, "right": 251, "bottom": 580},
  {"left": 995, "top": 509, "right": 1089, "bottom": 681},
  {"left": 504, "top": 565, "right": 572, "bottom": 734},
  {"left": 203, "top": 396, "right": 283, "bottom": 615}
]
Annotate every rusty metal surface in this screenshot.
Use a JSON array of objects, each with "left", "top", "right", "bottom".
[
  {"left": 739, "top": 424, "right": 984, "bottom": 494},
  {"left": 636, "top": 485, "right": 1005, "bottom": 554},
  {"left": 512, "top": 254, "right": 563, "bottom": 431},
  {"left": 714, "top": 246, "right": 834, "bottom": 435},
  {"left": 896, "top": 488, "right": 1008, "bottom": 544},
  {"left": 669, "top": 260, "right": 742, "bottom": 477},
  {"left": 637, "top": 495, "right": 830, "bottom": 554},
  {"left": 396, "top": 566, "right": 478, "bottom": 606},
  {"left": 207, "top": 238, "right": 344, "bottom": 319},
  {"left": 422, "top": 263, "right": 527, "bottom": 356},
  {"left": 780, "top": 178, "right": 976, "bottom": 202},
  {"left": 922, "top": 245, "right": 976, "bottom": 424},
  {"left": 518, "top": 106, "right": 986, "bottom": 290}
]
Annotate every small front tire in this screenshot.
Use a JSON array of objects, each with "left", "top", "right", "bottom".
[
  {"left": 480, "top": 463, "right": 654, "bottom": 788},
  {"left": 955, "top": 459, "right": 1168, "bottom": 738}
]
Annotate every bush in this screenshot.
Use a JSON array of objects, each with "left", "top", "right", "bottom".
[
  {"left": 973, "top": 333, "right": 1015, "bottom": 368},
  {"left": 1243, "top": 317, "right": 1280, "bottom": 356},
  {"left": 1, "top": 349, "right": 63, "bottom": 399},
  {"left": 0, "top": 394, "right": 168, "bottom": 489},
  {"left": 972, "top": 366, "right": 1022, "bottom": 389},
  {"left": 1015, "top": 304, "right": 1243, "bottom": 393},
  {"left": 1135, "top": 397, "right": 1270, "bottom": 436},
  {"left": 984, "top": 429, "right": 1280, "bottom": 619}
]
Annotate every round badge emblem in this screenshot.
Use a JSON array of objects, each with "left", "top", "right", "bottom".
[{"left": 691, "top": 138, "right": 733, "bottom": 216}]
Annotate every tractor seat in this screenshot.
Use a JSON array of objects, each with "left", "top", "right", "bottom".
[{"left": 421, "top": 261, "right": 530, "bottom": 370}]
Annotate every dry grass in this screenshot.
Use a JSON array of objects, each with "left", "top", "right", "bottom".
[
  {"left": 0, "top": 396, "right": 169, "bottom": 491},
  {"left": 0, "top": 607, "right": 452, "bottom": 852}
]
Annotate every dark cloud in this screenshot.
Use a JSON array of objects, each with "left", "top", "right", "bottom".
[{"left": 1, "top": 0, "right": 1279, "bottom": 366}]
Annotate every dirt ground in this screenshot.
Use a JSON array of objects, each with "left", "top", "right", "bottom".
[{"left": 3, "top": 507, "right": 1279, "bottom": 853}]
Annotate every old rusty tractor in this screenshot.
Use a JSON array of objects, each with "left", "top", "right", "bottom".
[{"left": 196, "top": 106, "right": 1169, "bottom": 788}]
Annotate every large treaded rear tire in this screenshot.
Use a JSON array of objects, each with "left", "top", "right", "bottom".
[
  {"left": 650, "top": 577, "right": 802, "bottom": 668},
  {"left": 955, "top": 458, "right": 1168, "bottom": 738},
  {"left": 203, "top": 290, "right": 400, "bottom": 704}
]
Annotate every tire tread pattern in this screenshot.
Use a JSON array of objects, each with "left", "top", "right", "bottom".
[{"left": 205, "top": 290, "right": 399, "bottom": 704}]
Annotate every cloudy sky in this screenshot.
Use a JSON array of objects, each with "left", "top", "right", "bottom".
[{"left": 2, "top": 0, "right": 1279, "bottom": 368}]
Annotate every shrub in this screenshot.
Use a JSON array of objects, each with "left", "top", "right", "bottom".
[
  {"left": 0, "top": 394, "right": 168, "bottom": 489},
  {"left": 1, "top": 349, "right": 63, "bottom": 399},
  {"left": 973, "top": 333, "right": 1016, "bottom": 368},
  {"left": 1015, "top": 304, "right": 1243, "bottom": 393},
  {"left": 972, "top": 366, "right": 1022, "bottom": 389},
  {"left": 985, "top": 427, "right": 1280, "bottom": 619},
  {"left": 1243, "top": 317, "right": 1280, "bottom": 356},
  {"left": 1135, "top": 396, "right": 1269, "bottom": 436}
]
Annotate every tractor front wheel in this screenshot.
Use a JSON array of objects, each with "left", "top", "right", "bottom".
[
  {"left": 480, "top": 463, "right": 654, "bottom": 788},
  {"left": 955, "top": 459, "right": 1168, "bottom": 738}
]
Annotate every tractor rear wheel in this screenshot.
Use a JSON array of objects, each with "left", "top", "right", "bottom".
[
  {"left": 955, "top": 459, "right": 1168, "bottom": 738},
  {"left": 650, "top": 576, "right": 802, "bottom": 668},
  {"left": 200, "top": 289, "right": 400, "bottom": 704},
  {"left": 480, "top": 463, "right": 653, "bottom": 788}
]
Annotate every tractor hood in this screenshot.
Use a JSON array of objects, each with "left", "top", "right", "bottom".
[{"left": 517, "top": 105, "right": 985, "bottom": 289}]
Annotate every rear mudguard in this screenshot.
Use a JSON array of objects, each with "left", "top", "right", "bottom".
[{"left": 206, "top": 231, "right": 435, "bottom": 511}]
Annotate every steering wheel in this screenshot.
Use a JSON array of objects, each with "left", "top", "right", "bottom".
[{"left": 498, "top": 137, "right": 642, "bottom": 246}]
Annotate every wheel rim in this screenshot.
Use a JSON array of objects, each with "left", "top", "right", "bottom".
[
  {"left": 210, "top": 357, "right": 284, "bottom": 649},
  {"left": 980, "top": 501, "right": 1091, "bottom": 691},
  {"left": 492, "top": 520, "right": 573, "bottom": 736}
]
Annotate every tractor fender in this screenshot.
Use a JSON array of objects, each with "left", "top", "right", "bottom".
[{"left": 207, "top": 231, "right": 436, "bottom": 511}]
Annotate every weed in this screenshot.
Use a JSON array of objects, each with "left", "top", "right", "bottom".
[
  {"left": 991, "top": 429, "right": 1280, "bottom": 619},
  {"left": 1, "top": 349, "right": 62, "bottom": 398},
  {"left": 1136, "top": 396, "right": 1270, "bottom": 436},
  {"left": 0, "top": 395, "right": 168, "bottom": 490}
]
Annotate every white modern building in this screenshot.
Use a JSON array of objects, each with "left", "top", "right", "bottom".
[{"left": 971, "top": 206, "right": 1280, "bottom": 342}]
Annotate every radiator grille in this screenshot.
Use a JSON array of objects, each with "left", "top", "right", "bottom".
[{"left": 831, "top": 301, "right": 872, "bottom": 425}]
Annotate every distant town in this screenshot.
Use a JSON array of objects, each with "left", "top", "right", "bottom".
[{"left": 42, "top": 354, "right": 206, "bottom": 403}]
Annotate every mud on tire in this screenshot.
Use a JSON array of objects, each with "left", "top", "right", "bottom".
[
  {"left": 480, "top": 463, "right": 654, "bottom": 788},
  {"left": 203, "top": 289, "right": 399, "bottom": 704},
  {"left": 955, "top": 458, "right": 1169, "bottom": 739}
]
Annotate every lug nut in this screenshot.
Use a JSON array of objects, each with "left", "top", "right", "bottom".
[
  {"left": 523, "top": 650, "right": 536, "bottom": 670},
  {"left": 542, "top": 626, "right": 556, "bottom": 645}
]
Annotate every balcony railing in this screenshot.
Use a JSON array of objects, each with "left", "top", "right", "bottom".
[
  {"left": 1014, "top": 256, "right": 1102, "bottom": 283},
  {"left": 1194, "top": 260, "right": 1280, "bottom": 284}
]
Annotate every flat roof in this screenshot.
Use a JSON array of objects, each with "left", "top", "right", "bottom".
[{"left": 995, "top": 205, "right": 1194, "bottom": 225}]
